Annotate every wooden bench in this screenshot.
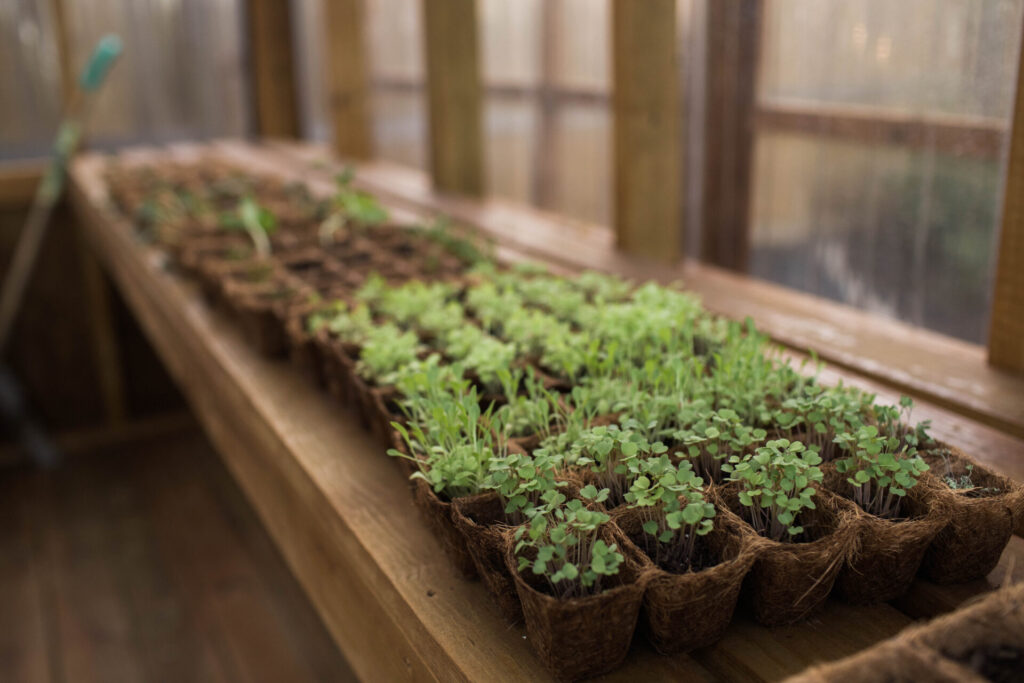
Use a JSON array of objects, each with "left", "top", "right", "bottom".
[{"left": 69, "top": 142, "right": 1024, "bottom": 682}]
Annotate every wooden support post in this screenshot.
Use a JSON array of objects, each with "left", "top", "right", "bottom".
[
  {"left": 988, "top": 13, "right": 1024, "bottom": 373},
  {"left": 702, "top": 0, "right": 762, "bottom": 271},
  {"left": 531, "top": 0, "right": 560, "bottom": 210},
  {"left": 422, "top": 0, "right": 484, "bottom": 196},
  {"left": 52, "top": 0, "right": 128, "bottom": 426},
  {"left": 612, "top": 0, "right": 683, "bottom": 263},
  {"left": 323, "top": 0, "right": 372, "bottom": 159},
  {"left": 245, "top": 0, "right": 301, "bottom": 138}
]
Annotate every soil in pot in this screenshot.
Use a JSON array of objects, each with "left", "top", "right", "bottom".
[
  {"left": 612, "top": 505, "right": 758, "bottom": 654},
  {"left": 716, "top": 484, "right": 858, "bottom": 626},
  {"left": 411, "top": 477, "right": 479, "bottom": 580},
  {"left": 505, "top": 526, "right": 645, "bottom": 681},
  {"left": 919, "top": 446, "right": 1022, "bottom": 583},
  {"left": 823, "top": 469, "right": 949, "bottom": 604}
]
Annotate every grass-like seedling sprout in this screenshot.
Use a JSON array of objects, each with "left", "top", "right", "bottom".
[
  {"left": 514, "top": 488, "right": 623, "bottom": 599},
  {"left": 624, "top": 455, "right": 715, "bottom": 573},
  {"left": 723, "top": 438, "right": 823, "bottom": 541},
  {"left": 318, "top": 169, "right": 388, "bottom": 245},
  {"left": 833, "top": 424, "right": 929, "bottom": 519},
  {"left": 389, "top": 387, "right": 506, "bottom": 501},
  {"left": 236, "top": 195, "right": 276, "bottom": 258},
  {"left": 493, "top": 368, "right": 564, "bottom": 440}
]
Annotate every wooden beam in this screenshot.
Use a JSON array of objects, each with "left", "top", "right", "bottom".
[
  {"left": 989, "top": 13, "right": 1024, "bottom": 373},
  {"left": 377, "top": 75, "right": 609, "bottom": 105},
  {"left": 323, "top": 0, "right": 372, "bottom": 159},
  {"left": 245, "top": 0, "right": 301, "bottom": 138},
  {"left": 757, "top": 101, "right": 1004, "bottom": 159},
  {"left": 422, "top": 0, "right": 484, "bottom": 196},
  {"left": 612, "top": 0, "right": 682, "bottom": 263},
  {"left": 702, "top": 0, "right": 762, "bottom": 271}
]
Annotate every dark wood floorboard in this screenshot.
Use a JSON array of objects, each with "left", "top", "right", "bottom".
[{"left": 0, "top": 429, "right": 357, "bottom": 683}]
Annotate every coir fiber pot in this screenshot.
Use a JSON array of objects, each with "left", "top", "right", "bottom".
[
  {"left": 918, "top": 445, "right": 1024, "bottom": 583},
  {"left": 716, "top": 484, "right": 858, "bottom": 626},
  {"left": 611, "top": 503, "right": 758, "bottom": 654},
  {"left": 904, "top": 582, "right": 1024, "bottom": 682},
  {"left": 284, "top": 310, "right": 327, "bottom": 388},
  {"left": 411, "top": 477, "right": 478, "bottom": 579},
  {"left": 348, "top": 371, "right": 401, "bottom": 450},
  {"left": 317, "top": 335, "right": 357, "bottom": 406},
  {"left": 504, "top": 525, "right": 645, "bottom": 681},
  {"left": 822, "top": 468, "right": 949, "bottom": 605},
  {"left": 784, "top": 638, "right": 985, "bottom": 683},
  {"left": 451, "top": 492, "right": 522, "bottom": 622},
  {"left": 223, "top": 279, "right": 297, "bottom": 358}
]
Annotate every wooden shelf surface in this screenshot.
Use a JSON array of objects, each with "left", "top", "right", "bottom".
[{"left": 69, "top": 143, "right": 1023, "bottom": 682}]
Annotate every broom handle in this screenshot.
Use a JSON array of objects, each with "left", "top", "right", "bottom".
[{"left": 0, "top": 35, "right": 121, "bottom": 357}]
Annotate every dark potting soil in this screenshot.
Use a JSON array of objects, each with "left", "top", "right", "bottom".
[
  {"left": 628, "top": 530, "right": 722, "bottom": 575},
  {"left": 955, "top": 645, "right": 1023, "bottom": 683}
]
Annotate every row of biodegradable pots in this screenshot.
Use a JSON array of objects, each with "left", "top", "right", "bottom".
[
  {"left": 412, "top": 457, "right": 1022, "bottom": 681},
  {"left": 789, "top": 582, "right": 1024, "bottom": 683},
  {"left": 432, "top": 482, "right": 853, "bottom": 680}
]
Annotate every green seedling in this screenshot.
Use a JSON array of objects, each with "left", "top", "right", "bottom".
[
  {"left": 723, "top": 438, "right": 823, "bottom": 541},
  {"left": 833, "top": 425, "right": 930, "bottom": 519},
  {"left": 624, "top": 456, "right": 715, "bottom": 572}
]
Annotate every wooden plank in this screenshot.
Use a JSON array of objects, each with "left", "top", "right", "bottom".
[
  {"left": 74, "top": 142, "right": 1024, "bottom": 682},
  {"left": 611, "top": 0, "right": 682, "bottom": 263},
  {"left": 1, "top": 429, "right": 353, "bottom": 683},
  {"left": 0, "top": 162, "right": 44, "bottom": 208},
  {"left": 377, "top": 75, "right": 609, "bottom": 106},
  {"left": 422, "top": 0, "right": 484, "bottom": 196},
  {"left": 245, "top": 0, "right": 300, "bottom": 138},
  {"left": 702, "top": 0, "right": 762, "bottom": 271},
  {"left": 0, "top": 475, "right": 54, "bottom": 683},
  {"left": 322, "top": 0, "right": 372, "bottom": 159},
  {"left": 989, "top": 10, "right": 1024, "bottom": 373},
  {"left": 271, "top": 141, "right": 1024, "bottom": 442},
  {"left": 757, "top": 101, "right": 1005, "bottom": 160}
]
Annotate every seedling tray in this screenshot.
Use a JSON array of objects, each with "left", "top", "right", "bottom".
[{"left": 72, "top": 141, "right": 1024, "bottom": 679}]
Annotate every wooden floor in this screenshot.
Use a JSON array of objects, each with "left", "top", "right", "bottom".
[{"left": 0, "top": 429, "right": 357, "bottom": 683}]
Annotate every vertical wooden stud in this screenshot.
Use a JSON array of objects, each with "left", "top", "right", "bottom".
[
  {"left": 422, "top": 0, "right": 485, "bottom": 196},
  {"left": 246, "top": 0, "right": 301, "bottom": 138},
  {"left": 988, "top": 14, "right": 1024, "bottom": 372},
  {"left": 531, "top": 0, "right": 560, "bottom": 210},
  {"left": 701, "top": 0, "right": 762, "bottom": 271},
  {"left": 612, "top": 0, "right": 682, "bottom": 263},
  {"left": 323, "top": 0, "right": 372, "bottom": 159}
]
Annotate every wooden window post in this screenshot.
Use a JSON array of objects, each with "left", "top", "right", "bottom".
[
  {"left": 245, "top": 0, "right": 301, "bottom": 138},
  {"left": 323, "top": 0, "right": 372, "bottom": 159},
  {"left": 422, "top": 0, "right": 485, "bottom": 196},
  {"left": 702, "top": 0, "right": 762, "bottom": 271},
  {"left": 988, "top": 14, "right": 1024, "bottom": 373},
  {"left": 612, "top": 0, "right": 683, "bottom": 263}
]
